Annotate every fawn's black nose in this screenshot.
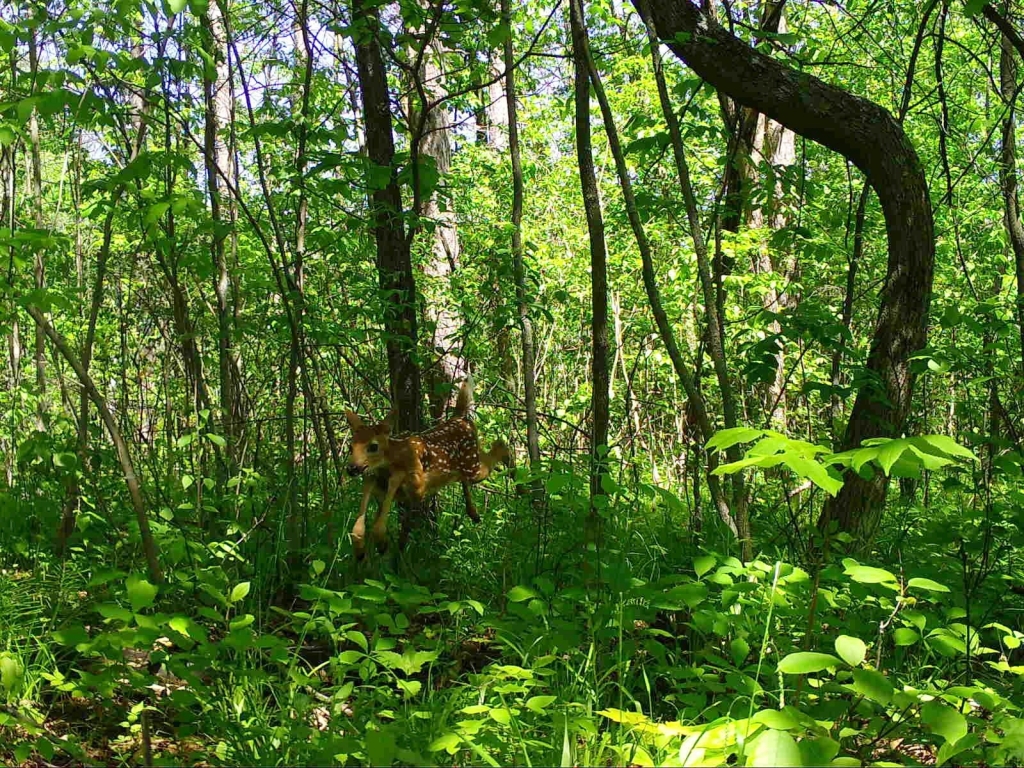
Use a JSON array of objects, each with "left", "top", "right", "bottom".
[{"left": 347, "top": 464, "right": 365, "bottom": 477}]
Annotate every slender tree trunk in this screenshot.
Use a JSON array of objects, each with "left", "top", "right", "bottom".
[
  {"left": 27, "top": 25, "right": 46, "bottom": 428},
  {"left": 503, "top": 0, "right": 541, "bottom": 490},
  {"left": 998, "top": 32, "right": 1024, "bottom": 374},
  {"left": 569, "top": 0, "right": 610, "bottom": 520},
  {"left": 202, "top": 0, "right": 238, "bottom": 460},
  {"left": 26, "top": 306, "right": 162, "bottom": 584},
  {"left": 831, "top": 182, "right": 869, "bottom": 446},
  {"left": 352, "top": 0, "right": 422, "bottom": 432},
  {"left": 599, "top": 0, "right": 743, "bottom": 544},
  {"left": 633, "top": 0, "right": 934, "bottom": 548}
]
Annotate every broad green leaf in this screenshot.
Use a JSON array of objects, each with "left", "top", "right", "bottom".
[
  {"left": 747, "top": 728, "right": 802, "bottom": 767},
  {"left": 907, "top": 577, "right": 950, "bottom": 593},
  {"left": 835, "top": 635, "right": 866, "bottom": 667},
  {"left": 526, "top": 695, "right": 557, "bottom": 713},
  {"left": 428, "top": 733, "right": 461, "bottom": 753},
  {"left": 126, "top": 574, "right": 158, "bottom": 612},
  {"left": 706, "top": 427, "right": 764, "bottom": 452},
  {"left": 777, "top": 652, "right": 842, "bottom": 675},
  {"left": 346, "top": 630, "right": 368, "bottom": 652},
  {"left": 849, "top": 668, "right": 893, "bottom": 705},
  {"left": 921, "top": 700, "right": 968, "bottom": 745},
  {"left": 397, "top": 679, "right": 421, "bottom": 698},
  {"left": 489, "top": 707, "right": 512, "bottom": 725},
  {"left": 0, "top": 654, "right": 24, "bottom": 694},
  {"left": 508, "top": 585, "right": 537, "bottom": 602},
  {"left": 694, "top": 554, "right": 716, "bottom": 579},
  {"left": 913, "top": 434, "right": 977, "bottom": 462},
  {"left": 781, "top": 453, "right": 843, "bottom": 496},
  {"left": 730, "top": 636, "right": 750, "bottom": 666},
  {"left": 229, "top": 581, "right": 251, "bottom": 603},
  {"left": 894, "top": 628, "right": 920, "bottom": 646},
  {"left": 753, "top": 708, "right": 799, "bottom": 730},
  {"left": 877, "top": 439, "right": 908, "bottom": 475},
  {"left": 843, "top": 563, "right": 898, "bottom": 586}
]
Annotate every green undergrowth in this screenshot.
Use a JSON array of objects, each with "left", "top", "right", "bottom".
[{"left": 4, "top": 533, "right": 1024, "bottom": 766}]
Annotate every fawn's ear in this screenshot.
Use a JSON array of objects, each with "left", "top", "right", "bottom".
[
  {"left": 381, "top": 408, "right": 397, "bottom": 435},
  {"left": 344, "top": 410, "right": 363, "bottom": 431}
]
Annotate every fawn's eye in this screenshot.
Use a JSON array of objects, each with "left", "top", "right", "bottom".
[{"left": 367, "top": 443, "right": 379, "bottom": 454}]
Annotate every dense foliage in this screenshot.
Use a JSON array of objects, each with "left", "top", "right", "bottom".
[{"left": 3, "top": 0, "right": 1024, "bottom": 764}]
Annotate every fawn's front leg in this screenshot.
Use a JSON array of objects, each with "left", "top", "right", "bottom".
[
  {"left": 371, "top": 471, "right": 406, "bottom": 553},
  {"left": 350, "top": 478, "right": 375, "bottom": 560}
]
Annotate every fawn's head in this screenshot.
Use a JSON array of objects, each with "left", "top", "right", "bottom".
[{"left": 344, "top": 409, "right": 395, "bottom": 476}]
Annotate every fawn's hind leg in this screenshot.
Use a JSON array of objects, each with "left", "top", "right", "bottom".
[{"left": 461, "top": 480, "right": 480, "bottom": 523}]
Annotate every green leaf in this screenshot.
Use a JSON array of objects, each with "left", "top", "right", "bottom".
[
  {"left": 346, "top": 630, "right": 368, "bottom": 653},
  {"left": 489, "top": 707, "right": 512, "bottom": 725},
  {"left": 777, "top": 652, "right": 842, "bottom": 674},
  {"left": 907, "top": 577, "right": 950, "bottom": 593},
  {"left": 843, "top": 561, "right": 898, "bottom": 586},
  {"left": 167, "top": 0, "right": 188, "bottom": 13},
  {"left": 835, "top": 635, "right": 866, "bottom": 667},
  {"left": 397, "top": 679, "right": 422, "bottom": 698},
  {"left": 526, "top": 695, "right": 557, "bottom": 713},
  {"left": 730, "top": 636, "right": 750, "bottom": 666},
  {"left": 921, "top": 700, "right": 968, "bottom": 745},
  {"left": 894, "top": 628, "right": 920, "bottom": 646},
  {"left": 747, "top": 728, "right": 802, "bottom": 767},
  {"left": 706, "top": 427, "right": 764, "bottom": 452},
  {"left": 508, "top": 585, "right": 537, "bottom": 602},
  {"left": 781, "top": 453, "right": 843, "bottom": 496},
  {"left": 877, "top": 439, "right": 908, "bottom": 475},
  {"left": 849, "top": 668, "right": 893, "bottom": 705},
  {"left": 694, "top": 554, "right": 716, "bottom": 579},
  {"left": 428, "top": 733, "right": 461, "bottom": 753},
  {"left": 753, "top": 708, "right": 799, "bottom": 730},
  {"left": 126, "top": 574, "right": 158, "bottom": 612},
  {"left": 229, "top": 581, "right": 251, "bottom": 603},
  {"left": 0, "top": 654, "right": 25, "bottom": 694},
  {"left": 205, "top": 433, "right": 227, "bottom": 447},
  {"left": 913, "top": 434, "right": 977, "bottom": 462}
]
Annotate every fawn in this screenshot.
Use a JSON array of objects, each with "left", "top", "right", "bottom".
[{"left": 344, "top": 376, "right": 511, "bottom": 558}]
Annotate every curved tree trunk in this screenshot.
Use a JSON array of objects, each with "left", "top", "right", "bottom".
[{"left": 634, "top": 0, "right": 935, "bottom": 548}]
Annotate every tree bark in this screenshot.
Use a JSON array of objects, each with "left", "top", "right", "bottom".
[
  {"left": 998, "top": 30, "right": 1024, "bottom": 375},
  {"left": 569, "top": 0, "right": 611, "bottom": 519},
  {"left": 633, "top": 0, "right": 935, "bottom": 547},
  {"left": 409, "top": 13, "right": 465, "bottom": 419},
  {"left": 503, "top": 0, "right": 541, "bottom": 491},
  {"left": 201, "top": 0, "right": 239, "bottom": 460},
  {"left": 352, "top": 0, "right": 422, "bottom": 433},
  {"left": 27, "top": 24, "right": 46, "bottom": 428}
]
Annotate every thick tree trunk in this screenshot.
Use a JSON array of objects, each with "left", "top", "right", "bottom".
[
  {"left": 569, "top": 0, "right": 611, "bottom": 519},
  {"left": 634, "top": 0, "right": 935, "bottom": 547},
  {"left": 352, "top": 0, "right": 422, "bottom": 433}
]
